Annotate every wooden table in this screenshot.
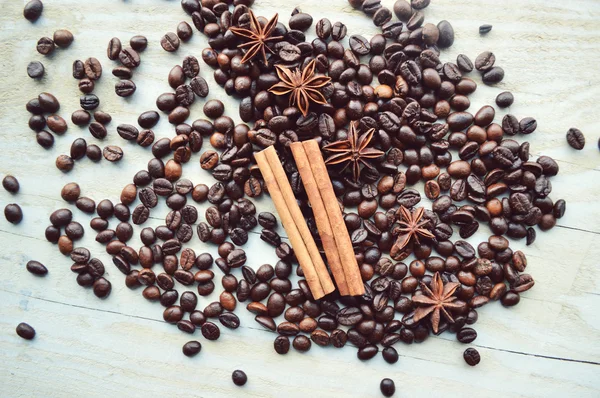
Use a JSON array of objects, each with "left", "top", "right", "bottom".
[{"left": 1, "top": 0, "right": 599, "bottom": 396}]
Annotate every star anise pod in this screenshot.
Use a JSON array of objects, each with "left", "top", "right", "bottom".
[
  {"left": 412, "top": 272, "right": 462, "bottom": 333},
  {"left": 322, "top": 121, "right": 384, "bottom": 181},
  {"left": 268, "top": 59, "right": 331, "bottom": 116},
  {"left": 390, "top": 206, "right": 434, "bottom": 259},
  {"left": 229, "top": 10, "right": 283, "bottom": 64}
]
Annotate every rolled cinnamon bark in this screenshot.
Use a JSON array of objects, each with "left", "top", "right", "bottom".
[
  {"left": 263, "top": 146, "right": 335, "bottom": 296},
  {"left": 290, "top": 142, "right": 350, "bottom": 296},
  {"left": 254, "top": 149, "right": 328, "bottom": 299},
  {"left": 302, "top": 140, "right": 365, "bottom": 296}
]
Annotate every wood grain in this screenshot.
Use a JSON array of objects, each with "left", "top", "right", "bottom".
[{"left": 0, "top": 0, "right": 599, "bottom": 397}]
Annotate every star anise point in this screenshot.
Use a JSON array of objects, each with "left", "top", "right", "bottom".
[
  {"left": 323, "top": 122, "right": 384, "bottom": 181},
  {"left": 411, "top": 273, "right": 461, "bottom": 333},
  {"left": 268, "top": 59, "right": 332, "bottom": 116}
]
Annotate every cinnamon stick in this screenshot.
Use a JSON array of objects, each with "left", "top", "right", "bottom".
[
  {"left": 263, "top": 146, "right": 335, "bottom": 296},
  {"left": 290, "top": 142, "right": 350, "bottom": 296},
  {"left": 254, "top": 149, "right": 331, "bottom": 299},
  {"left": 302, "top": 140, "right": 365, "bottom": 296}
]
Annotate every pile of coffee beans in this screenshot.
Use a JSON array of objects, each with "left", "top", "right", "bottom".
[{"left": 8, "top": 0, "right": 589, "bottom": 395}]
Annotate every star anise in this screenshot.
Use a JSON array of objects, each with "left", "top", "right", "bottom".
[
  {"left": 322, "top": 121, "right": 384, "bottom": 181},
  {"left": 229, "top": 10, "right": 283, "bottom": 64},
  {"left": 390, "top": 206, "right": 434, "bottom": 259},
  {"left": 268, "top": 59, "right": 331, "bottom": 116},
  {"left": 412, "top": 272, "right": 462, "bottom": 333}
]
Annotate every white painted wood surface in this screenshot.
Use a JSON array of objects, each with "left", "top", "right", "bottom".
[{"left": 1, "top": 0, "right": 599, "bottom": 396}]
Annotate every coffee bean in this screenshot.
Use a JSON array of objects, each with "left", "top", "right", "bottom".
[
  {"left": 479, "top": 24, "right": 493, "bottom": 34},
  {"left": 482, "top": 66, "right": 504, "bottom": 84},
  {"left": 2, "top": 175, "right": 19, "bottom": 193},
  {"left": 115, "top": 80, "right": 136, "bottom": 97},
  {"left": 36, "top": 37, "right": 55, "bottom": 55},
  {"left": 38, "top": 92, "right": 60, "bottom": 113},
  {"left": 85, "top": 144, "right": 102, "bottom": 162},
  {"left": 107, "top": 37, "right": 122, "bottom": 60},
  {"left": 130, "top": 35, "right": 148, "bottom": 52},
  {"left": 201, "top": 322, "right": 220, "bottom": 340},
  {"left": 24, "top": 0, "right": 43, "bottom": 22},
  {"left": 4, "top": 203, "right": 23, "bottom": 224},
  {"left": 45, "top": 115, "right": 67, "bottom": 134},
  {"left": 382, "top": 346, "right": 398, "bottom": 363},
  {"left": 161, "top": 32, "right": 180, "bottom": 52},
  {"left": 16, "top": 322, "right": 36, "bottom": 340},
  {"left": 292, "top": 335, "right": 311, "bottom": 352},
  {"left": 93, "top": 277, "right": 111, "bottom": 298},
  {"left": 119, "top": 48, "right": 141, "bottom": 68},
  {"left": 182, "top": 341, "right": 202, "bottom": 357},
  {"left": 380, "top": 378, "right": 395, "bottom": 397},
  {"left": 84, "top": 57, "right": 102, "bottom": 80},
  {"left": 80, "top": 94, "right": 99, "bottom": 111},
  {"left": 27, "top": 61, "right": 45, "bottom": 79},
  {"left": 103, "top": 146, "right": 123, "bottom": 162},
  {"left": 26, "top": 260, "right": 47, "bottom": 276},
  {"left": 496, "top": 91, "right": 514, "bottom": 108},
  {"left": 56, "top": 155, "right": 74, "bottom": 172},
  {"left": 463, "top": 347, "right": 481, "bottom": 366},
  {"left": 177, "top": 21, "right": 193, "bottom": 42},
  {"left": 437, "top": 20, "right": 454, "bottom": 48},
  {"left": 71, "top": 110, "right": 91, "bottom": 126},
  {"left": 566, "top": 128, "right": 585, "bottom": 150},
  {"left": 53, "top": 29, "right": 73, "bottom": 48}
]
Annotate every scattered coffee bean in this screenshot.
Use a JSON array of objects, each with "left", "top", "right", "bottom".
[
  {"left": 103, "top": 146, "right": 123, "bottom": 162},
  {"left": 380, "top": 378, "right": 395, "bottom": 397},
  {"left": 3, "top": 175, "right": 19, "bottom": 193},
  {"left": 27, "top": 61, "right": 45, "bottom": 79},
  {"left": 479, "top": 24, "right": 493, "bottom": 34},
  {"left": 16, "top": 322, "right": 36, "bottom": 340},
  {"left": 232, "top": 370, "right": 247, "bottom": 386},
  {"left": 463, "top": 347, "right": 481, "bottom": 366},
  {"left": 566, "top": 128, "right": 585, "bottom": 150},
  {"left": 53, "top": 29, "right": 74, "bottom": 48},
  {"left": 182, "top": 340, "right": 202, "bottom": 357},
  {"left": 24, "top": 0, "right": 43, "bottom": 22}
]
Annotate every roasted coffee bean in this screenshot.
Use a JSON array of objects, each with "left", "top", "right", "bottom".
[
  {"left": 292, "top": 335, "right": 311, "bottom": 352},
  {"left": 84, "top": 57, "right": 102, "bottom": 80},
  {"left": 119, "top": 47, "right": 141, "bottom": 68},
  {"left": 177, "top": 21, "right": 193, "bottom": 41},
  {"left": 93, "top": 277, "right": 111, "bottom": 298},
  {"left": 380, "top": 378, "right": 395, "bottom": 397},
  {"left": 24, "top": 0, "right": 44, "bottom": 22},
  {"left": 182, "top": 340, "right": 202, "bottom": 357},
  {"left": 566, "top": 128, "right": 585, "bottom": 150},
  {"left": 201, "top": 322, "right": 220, "bottom": 340},
  {"left": 463, "top": 347, "right": 481, "bottom": 366},
  {"left": 115, "top": 80, "right": 136, "bottom": 97},
  {"left": 36, "top": 37, "right": 55, "bottom": 55},
  {"left": 80, "top": 94, "right": 99, "bottom": 111},
  {"left": 130, "top": 35, "right": 148, "bottom": 52},
  {"left": 483, "top": 66, "right": 504, "bottom": 84},
  {"left": 26, "top": 260, "right": 48, "bottom": 276},
  {"left": 231, "top": 369, "right": 247, "bottom": 386},
  {"left": 103, "top": 146, "right": 123, "bottom": 162},
  {"left": 27, "top": 61, "right": 45, "bottom": 79},
  {"left": 117, "top": 124, "right": 139, "bottom": 141},
  {"left": 496, "top": 91, "right": 514, "bottom": 108},
  {"left": 38, "top": 92, "right": 60, "bottom": 113},
  {"left": 16, "top": 322, "right": 36, "bottom": 340},
  {"left": 161, "top": 32, "right": 180, "bottom": 52},
  {"left": 456, "top": 54, "right": 473, "bottom": 73},
  {"left": 475, "top": 51, "right": 495, "bottom": 71}
]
